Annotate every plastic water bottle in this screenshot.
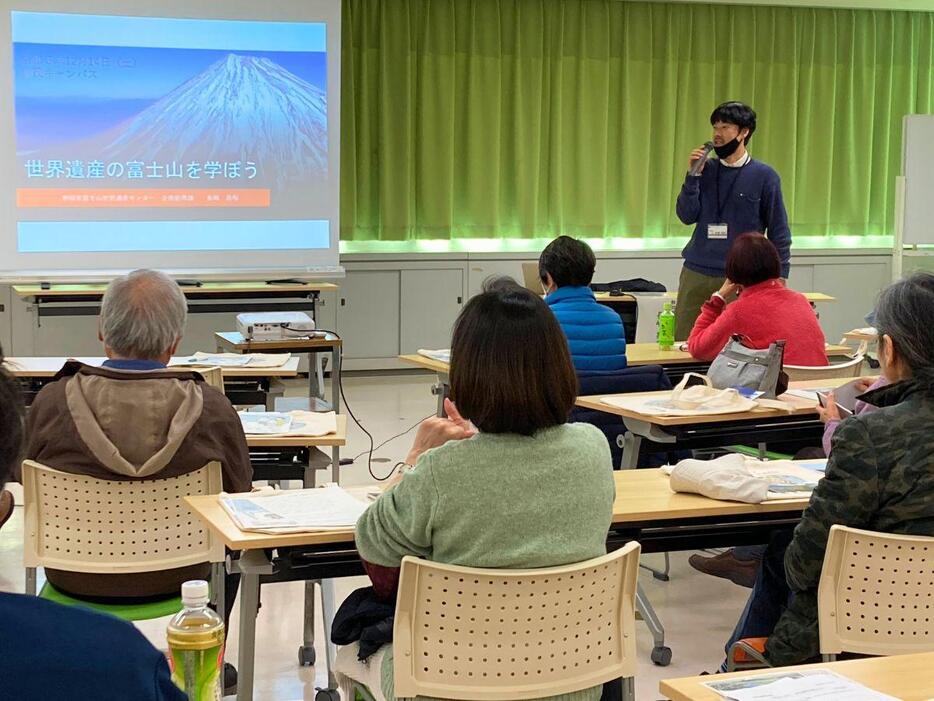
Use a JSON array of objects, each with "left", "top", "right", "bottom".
[
  {"left": 657, "top": 301, "right": 675, "bottom": 351},
  {"left": 167, "top": 580, "right": 224, "bottom": 701}
]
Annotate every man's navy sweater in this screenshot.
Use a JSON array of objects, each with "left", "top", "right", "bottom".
[{"left": 675, "top": 159, "right": 791, "bottom": 278}]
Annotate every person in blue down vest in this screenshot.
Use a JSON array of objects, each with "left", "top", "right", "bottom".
[{"left": 539, "top": 236, "right": 627, "bottom": 372}]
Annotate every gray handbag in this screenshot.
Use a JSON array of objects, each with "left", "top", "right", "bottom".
[{"left": 707, "top": 334, "right": 789, "bottom": 399}]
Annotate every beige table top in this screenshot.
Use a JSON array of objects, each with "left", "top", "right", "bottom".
[
  {"left": 13, "top": 281, "right": 338, "bottom": 298},
  {"left": 185, "top": 466, "right": 811, "bottom": 551},
  {"left": 593, "top": 290, "right": 835, "bottom": 303},
  {"left": 660, "top": 650, "right": 934, "bottom": 701},
  {"left": 399, "top": 343, "right": 852, "bottom": 374},
  {"left": 216, "top": 331, "right": 342, "bottom": 352},
  {"left": 4, "top": 356, "right": 301, "bottom": 378},
  {"left": 575, "top": 376, "right": 866, "bottom": 427},
  {"left": 398, "top": 354, "right": 451, "bottom": 374},
  {"left": 843, "top": 330, "right": 878, "bottom": 342},
  {"left": 244, "top": 415, "right": 347, "bottom": 448}
]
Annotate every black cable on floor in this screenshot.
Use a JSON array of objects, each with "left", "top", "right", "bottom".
[{"left": 317, "top": 329, "right": 428, "bottom": 481}]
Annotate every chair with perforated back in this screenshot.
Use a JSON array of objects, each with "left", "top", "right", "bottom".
[
  {"left": 818, "top": 525, "right": 934, "bottom": 661},
  {"left": 22, "top": 459, "right": 226, "bottom": 621},
  {"left": 339, "top": 542, "right": 641, "bottom": 701},
  {"left": 783, "top": 354, "right": 864, "bottom": 382},
  {"left": 728, "top": 525, "right": 934, "bottom": 671}
]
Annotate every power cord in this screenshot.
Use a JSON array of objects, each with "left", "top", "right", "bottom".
[{"left": 315, "top": 329, "right": 431, "bottom": 481}]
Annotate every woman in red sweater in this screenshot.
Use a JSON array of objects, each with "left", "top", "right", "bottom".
[{"left": 687, "top": 233, "right": 828, "bottom": 366}]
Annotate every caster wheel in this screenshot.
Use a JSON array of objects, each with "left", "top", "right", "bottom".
[
  {"left": 315, "top": 688, "right": 340, "bottom": 701},
  {"left": 651, "top": 645, "right": 672, "bottom": 666},
  {"left": 652, "top": 572, "right": 670, "bottom": 582},
  {"left": 298, "top": 645, "right": 316, "bottom": 666}
]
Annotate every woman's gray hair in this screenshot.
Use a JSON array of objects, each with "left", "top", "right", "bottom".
[
  {"left": 873, "top": 272, "right": 934, "bottom": 378},
  {"left": 100, "top": 269, "right": 187, "bottom": 359}
]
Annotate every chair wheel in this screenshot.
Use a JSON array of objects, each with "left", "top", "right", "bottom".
[
  {"left": 298, "top": 645, "right": 316, "bottom": 666},
  {"left": 315, "top": 688, "right": 340, "bottom": 701},
  {"left": 651, "top": 645, "right": 672, "bottom": 666}
]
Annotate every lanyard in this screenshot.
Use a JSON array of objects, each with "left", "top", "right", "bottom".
[{"left": 714, "top": 161, "right": 748, "bottom": 221}]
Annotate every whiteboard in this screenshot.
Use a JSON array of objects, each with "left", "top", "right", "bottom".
[{"left": 903, "top": 115, "right": 934, "bottom": 245}]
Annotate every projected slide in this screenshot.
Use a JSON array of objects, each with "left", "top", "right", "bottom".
[{"left": 12, "top": 11, "right": 331, "bottom": 254}]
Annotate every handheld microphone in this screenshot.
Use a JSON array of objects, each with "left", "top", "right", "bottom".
[{"left": 689, "top": 141, "right": 715, "bottom": 177}]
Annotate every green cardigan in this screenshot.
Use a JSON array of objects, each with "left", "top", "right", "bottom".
[{"left": 355, "top": 422, "right": 616, "bottom": 701}]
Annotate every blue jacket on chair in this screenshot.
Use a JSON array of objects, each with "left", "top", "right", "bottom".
[{"left": 544, "top": 286, "right": 627, "bottom": 372}]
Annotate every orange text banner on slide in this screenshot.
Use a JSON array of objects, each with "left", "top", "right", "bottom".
[{"left": 16, "top": 188, "right": 271, "bottom": 208}]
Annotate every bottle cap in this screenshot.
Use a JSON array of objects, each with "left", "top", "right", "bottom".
[
  {"left": 181, "top": 580, "right": 210, "bottom": 606},
  {"left": 663, "top": 301, "right": 672, "bottom": 311}
]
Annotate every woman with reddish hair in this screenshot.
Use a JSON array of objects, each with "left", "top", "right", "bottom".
[{"left": 687, "top": 232, "right": 828, "bottom": 365}]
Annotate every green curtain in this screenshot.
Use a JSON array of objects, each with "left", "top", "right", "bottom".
[{"left": 340, "top": 0, "right": 934, "bottom": 241}]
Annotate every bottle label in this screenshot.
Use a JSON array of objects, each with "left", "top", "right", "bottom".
[{"left": 169, "top": 642, "right": 224, "bottom": 701}]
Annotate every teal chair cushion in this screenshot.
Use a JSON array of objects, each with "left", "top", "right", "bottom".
[{"left": 39, "top": 582, "right": 183, "bottom": 621}]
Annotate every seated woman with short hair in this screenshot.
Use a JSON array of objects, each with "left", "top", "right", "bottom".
[
  {"left": 342, "top": 280, "right": 616, "bottom": 701},
  {"left": 540, "top": 235, "right": 627, "bottom": 372},
  {"left": 687, "top": 233, "right": 828, "bottom": 365},
  {"left": 723, "top": 272, "right": 934, "bottom": 668}
]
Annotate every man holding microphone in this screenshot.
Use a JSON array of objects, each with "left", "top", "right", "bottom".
[{"left": 674, "top": 101, "right": 791, "bottom": 341}]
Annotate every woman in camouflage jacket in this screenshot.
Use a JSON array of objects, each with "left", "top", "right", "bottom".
[{"left": 723, "top": 271, "right": 934, "bottom": 667}]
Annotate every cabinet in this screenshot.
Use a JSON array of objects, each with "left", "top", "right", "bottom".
[
  {"left": 400, "top": 269, "right": 464, "bottom": 353},
  {"left": 336, "top": 270, "right": 401, "bottom": 360}
]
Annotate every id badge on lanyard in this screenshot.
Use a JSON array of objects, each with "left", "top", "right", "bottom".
[{"left": 707, "top": 223, "right": 728, "bottom": 240}]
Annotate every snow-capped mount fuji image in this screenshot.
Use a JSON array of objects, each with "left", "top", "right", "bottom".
[{"left": 93, "top": 53, "right": 328, "bottom": 181}]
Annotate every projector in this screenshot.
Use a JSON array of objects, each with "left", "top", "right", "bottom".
[{"left": 236, "top": 312, "right": 316, "bottom": 341}]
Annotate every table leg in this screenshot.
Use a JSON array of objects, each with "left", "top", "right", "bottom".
[
  {"left": 331, "top": 346, "right": 341, "bottom": 414},
  {"left": 619, "top": 433, "right": 642, "bottom": 470},
  {"left": 299, "top": 579, "right": 317, "bottom": 667},
  {"left": 331, "top": 446, "right": 340, "bottom": 484},
  {"left": 620, "top": 418, "right": 677, "bottom": 469},
  {"left": 308, "top": 353, "right": 323, "bottom": 401},
  {"left": 235, "top": 550, "right": 273, "bottom": 701}
]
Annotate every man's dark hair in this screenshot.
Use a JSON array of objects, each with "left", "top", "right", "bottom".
[
  {"left": 725, "top": 232, "right": 781, "bottom": 286},
  {"left": 710, "top": 101, "right": 757, "bottom": 144},
  {"left": 873, "top": 272, "right": 934, "bottom": 382},
  {"left": 450, "top": 279, "right": 577, "bottom": 436},
  {"left": 0, "top": 346, "right": 25, "bottom": 488},
  {"left": 539, "top": 236, "right": 597, "bottom": 288}
]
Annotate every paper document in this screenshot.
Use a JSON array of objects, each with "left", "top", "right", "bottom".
[
  {"left": 704, "top": 670, "right": 900, "bottom": 701},
  {"left": 238, "top": 410, "right": 337, "bottom": 437},
  {"left": 239, "top": 412, "right": 293, "bottom": 435},
  {"left": 417, "top": 348, "right": 451, "bottom": 364},
  {"left": 170, "top": 352, "right": 291, "bottom": 368},
  {"left": 220, "top": 485, "right": 369, "bottom": 533}
]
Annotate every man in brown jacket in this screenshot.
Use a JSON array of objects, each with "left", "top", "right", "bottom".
[{"left": 22, "top": 270, "right": 251, "bottom": 654}]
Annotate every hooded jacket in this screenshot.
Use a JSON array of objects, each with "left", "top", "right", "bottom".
[{"left": 23, "top": 361, "right": 252, "bottom": 599}]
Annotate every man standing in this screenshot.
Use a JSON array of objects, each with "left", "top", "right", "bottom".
[{"left": 674, "top": 101, "right": 791, "bottom": 341}]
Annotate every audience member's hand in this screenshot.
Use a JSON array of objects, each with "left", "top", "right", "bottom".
[
  {"left": 443, "top": 398, "right": 478, "bottom": 436},
  {"left": 853, "top": 377, "right": 875, "bottom": 394},
  {"left": 816, "top": 391, "right": 841, "bottom": 424},
  {"left": 717, "top": 279, "right": 741, "bottom": 302},
  {"left": 405, "top": 411, "right": 476, "bottom": 465},
  {"left": 688, "top": 146, "right": 709, "bottom": 173}
]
